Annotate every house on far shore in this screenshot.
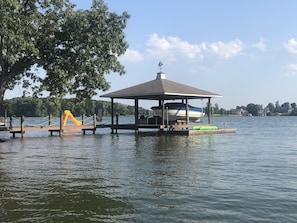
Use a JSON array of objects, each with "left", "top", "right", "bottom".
[{"left": 227, "top": 108, "right": 248, "bottom": 116}]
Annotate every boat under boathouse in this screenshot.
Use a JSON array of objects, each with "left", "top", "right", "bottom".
[{"left": 101, "top": 71, "right": 234, "bottom": 135}]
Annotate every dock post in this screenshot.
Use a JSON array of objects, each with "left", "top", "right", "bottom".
[
  {"left": 9, "top": 116, "right": 12, "bottom": 129},
  {"left": 21, "top": 115, "right": 24, "bottom": 138},
  {"left": 93, "top": 114, "right": 96, "bottom": 134},
  {"left": 48, "top": 114, "right": 52, "bottom": 126},
  {"left": 59, "top": 113, "right": 63, "bottom": 136},
  {"left": 82, "top": 114, "right": 85, "bottom": 125}
]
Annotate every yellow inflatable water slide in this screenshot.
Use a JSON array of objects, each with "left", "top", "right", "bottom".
[{"left": 62, "top": 110, "right": 82, "bottom": 126}]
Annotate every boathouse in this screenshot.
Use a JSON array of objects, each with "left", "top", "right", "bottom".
[{"left": 101, "top": 71, "right": 223, "bottom": 134}]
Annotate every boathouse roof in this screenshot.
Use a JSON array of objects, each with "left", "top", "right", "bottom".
[{"left": 101, "top": 72, "right": 222, "bottom": 100}]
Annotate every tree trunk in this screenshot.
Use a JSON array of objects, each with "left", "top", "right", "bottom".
[{"left": 0, "top": 84, "right": 6, "bottom": 106}]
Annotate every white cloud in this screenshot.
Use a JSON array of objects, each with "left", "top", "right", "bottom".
[
  {"left": 284, "top": 63, "right": 297, "bottom": 77},
  {"left": 284, "top": 38, "right": 297, "bottom": 54},
  {"left": 119, "top": 49, "right": 144, "bottom": 62},
  {"left": 253, "top": 38, "right": 266, "bottom": 51},
  {"left": 208, "top": 40, "right": 244, "bottom": 59},
  {"left": 146, "top": 33, "right": 243, "bottom": 61},
  {"left": 288, "top": 63, "right": 297, "bottom": 71},
  {"left": 146, "top": 33, "right": 204, "bottom": 61}
]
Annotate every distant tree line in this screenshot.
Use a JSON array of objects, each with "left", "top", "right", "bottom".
[
  {"left": 0, "top": 97, "right": 151, "bottom": 117},
  {"left": 208, "top": 101, "right": 297, "bottom": 116},
  {"left": 2, "top": 97, "right": 297, "bottom": 118}
]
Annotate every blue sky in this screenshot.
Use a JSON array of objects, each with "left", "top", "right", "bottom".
[{"left": 6, "top": 0, "right": 297, "bottom": 109}]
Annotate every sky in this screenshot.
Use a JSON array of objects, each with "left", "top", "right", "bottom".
[{"left": 6, "top": 0, "right": 297, "bottom": 109}]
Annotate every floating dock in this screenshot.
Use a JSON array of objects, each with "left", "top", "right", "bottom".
[
  {"left": 98, "top": 122, "right": 236, "bottom": 135},
  {"left": 169, "top": 128, "right": 236, "bottom": 136}
]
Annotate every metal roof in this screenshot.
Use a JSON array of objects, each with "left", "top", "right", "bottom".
[{"left": 101, "top": 72, "right": 222, "bottom": 100}]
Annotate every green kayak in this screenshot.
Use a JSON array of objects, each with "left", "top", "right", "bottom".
[{"left": 192, "top": 125, "right": 218, "bottom": 130}]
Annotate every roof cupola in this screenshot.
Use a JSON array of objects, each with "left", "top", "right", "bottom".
[{"left": 156, "top": 72, "right": 166, "bottom": 80}]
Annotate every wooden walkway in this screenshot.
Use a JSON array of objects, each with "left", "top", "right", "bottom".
[
  {"left": 8, "top": 113, "right": 97, "bottom": 138},
  {"left": 9, "top": 125, "right": 96, "bottom": 138},
  {"left": 7, "top": 114, "right": 236, "bottom": 138}
]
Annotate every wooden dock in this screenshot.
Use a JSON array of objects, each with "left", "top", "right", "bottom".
[
  {"left": 168, "top": 128, "right": 236, "bottom": 136},
  {"left": 97, "top": 123, "right": 236, "bottom": 135},
  {"left": 9, "top": 125, "right": 97, "bottom": 138},
  {"left": 7, "top": 114, "right": 236, "bottom": 138},
  {"left": 8, "top": 114, "right": 97, "bottom": 138},
  {"left": 8, "top": 123, "right": 236, "bottom": 138}
]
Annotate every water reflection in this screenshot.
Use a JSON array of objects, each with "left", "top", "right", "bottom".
[
  {"left": 1, "top": 183, "right": 134, "bottom": 222},
  {"left": 0, "top": 137, "right": 135, "bottom": 222}
]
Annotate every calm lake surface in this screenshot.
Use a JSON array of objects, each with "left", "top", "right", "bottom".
[{"left": 1, "top": 116, "right": 297, "bottom": 222}]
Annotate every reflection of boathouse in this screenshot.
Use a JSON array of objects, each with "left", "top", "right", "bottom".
[{"left": 101, "top": 71, "right": 234, "bottom": 135}]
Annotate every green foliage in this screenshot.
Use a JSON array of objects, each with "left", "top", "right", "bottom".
[
  {"left": 3, "top": 97, "right": 149, "bottom": 117},
  {"left": 0, "top": 0, "right": 40, "bottom": 104},
  {"left": 0, "top": 0, "right": 130, "bottom": 109},
  {"left": 37, "top": 0, "right": 130, "bottom": 100},
  {"left": 246, "top": 103, "right": 263, "bottom": 116}
]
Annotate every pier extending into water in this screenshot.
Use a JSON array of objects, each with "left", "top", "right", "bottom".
[
  {"left": 8, "top": 114, "right": 97, "bottom": 138},
  {"left": 6, "top": 114, "right": 235, "bottom": 138}
]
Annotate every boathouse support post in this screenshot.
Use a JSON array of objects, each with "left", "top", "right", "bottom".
[
  {"left": 166, "top": 107, "right": 169, "bottom": 130},
  {"left": 116, "top": 114, "right": 118, "bottom": 134},
  {"left": 186, "top": 99, "right": 189, "bottom": 124},
  {"left": 208, "top": 98, "right": 211, "bottom": 124},
  {"left": 134, "top": 99, "right": 139, "bottom": 133},
  {"left": 162, "top": 99, "right": 165, "bottom": 128},
  {"left": 111, "top": 98, "right": 114, "bottom": 134}
]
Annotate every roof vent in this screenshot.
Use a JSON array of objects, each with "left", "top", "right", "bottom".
[{"left": 156, "top": 72, "right": 166, "bottom": 80}]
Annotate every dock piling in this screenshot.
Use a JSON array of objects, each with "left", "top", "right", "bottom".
[
  {"left": 48, "top": 114, "right": 52, "bottom": 126},
  {"left": 59, "top": 113, "right": 63, "bottom": 136},
  {"left": 21, "top": 115, "right": 24, "bottom": 138}
]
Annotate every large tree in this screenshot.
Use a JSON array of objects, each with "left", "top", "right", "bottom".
[
  {"left": 0, "top": 0, "right": 130, "bottom": 108},
  {"left": 37, "top": 0, "right": 130, "bottom": 100},
  {"left": 0, "top": 0, "right": 41, "bottom": 106}
]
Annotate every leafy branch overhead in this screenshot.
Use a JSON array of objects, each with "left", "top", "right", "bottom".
[{"left": 0, "top": 0, "right": 130, "bottom": 103}]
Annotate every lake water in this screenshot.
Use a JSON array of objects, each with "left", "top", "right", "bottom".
[{"left": 1, "top": 116, "right": 297, "bottom": 222}]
